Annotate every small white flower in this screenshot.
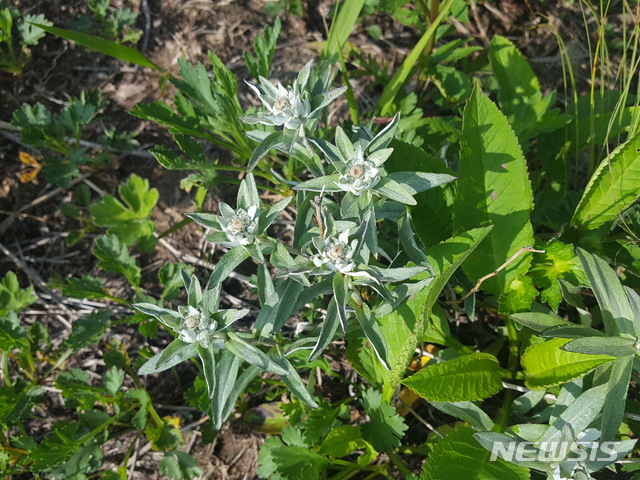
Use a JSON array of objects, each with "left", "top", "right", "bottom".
[
  {"left": 336, "top": 146, "right": 381, "bottom": 195},
  {"left": 247, "top": 80, "right": 311, "bottom": 130},
  {"left": 177, "top": 306, "right": 217, "bottom": 347},
  {"left": 312, "top": 230, "right": 357, "bottom": 274},
  {"left": 219, "top": 204, "right": 259, "bottom": 246}
]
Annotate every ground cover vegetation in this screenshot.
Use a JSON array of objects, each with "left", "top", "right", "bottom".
[{"left": 0, "top": 0, "right": 639, "bottom": 479}]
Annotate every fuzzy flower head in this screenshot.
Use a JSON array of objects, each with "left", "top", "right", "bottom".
[
  {"left": 176, "top": 305, "right": 218, "bottom": 347},
  {"left": 250, "top": 80, "right": 311, "bottom": 130},
  {"left": 241, "top": 60, "right": 347, "bottom": 133},
  {"left": 312, "top": 229, "right": 357, "bottom": 274},
  {"left": 336, "top": 144, "right": 381, "bottom": 195},
  {"left": 219, "top": 204, "right": 259, "bottom": 246}
]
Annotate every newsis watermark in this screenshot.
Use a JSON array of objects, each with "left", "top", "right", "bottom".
[{"left": 489, "top": 441, "right": 622, "bottom": 463}]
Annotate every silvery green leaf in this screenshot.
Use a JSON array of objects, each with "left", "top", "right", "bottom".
[
  {"left": 367, "top": 148, "right": 394, "bottom": 167},
  {"left": 237, "top": 172, "right": 260, "bottom": 212},
  {"left": 510, "top": 312, "right": 567, "bottom": 332},
  {"left": 243, "top": 242, "right": 265, "bottom": 263},
  {"left": 268, "top": 352, "right": 318, "bottom": 408},
  {"left": 366, "top": 265, "right": 428, "bottom": 282},
  {"left": 309, "top": 86, "right": 348, "bottom": 116},
  {"left": 206, "top": 246, "right": 250, "bottom": 289},
  {"left": 138, "top": 339, "right": 198, "bottom": 375},
  {"left": 295, "top": 175, "right": 342, "bottom": 192},
  {"left": 133, "top": 303, "right": 181, "bottom": 329},
  {"left": 624, "top": 286, "right": 640, "bottom": 338},
  {"left": 550, "top": 379, "right": 583, "bottom": 423},
  {"left": 473, "top": 432, "right": 551, "bottom": 471},
  {"left": 205, "top": 232, "right": 230, "bottom": 244},
  {"left": 258, "top": 196, "right": 292, "bottom": 232},
  {"left": 198, "top": 343, "right": 217, "bottom": 398},
  {"left": 211, "top": 350, "right": 242, "bottom": 429},
  {"left": 239, "top": 112, "right": 270, "bottom": 125},
  {"left": 257, "top": 263, "right": 274, "bottom": 306},
  {"left": 366, "top": 112, "right": 400, "bottom": 153},
  {"left": 309, "top": 297, "right": 340, "bottom": 362},
  {"left": 255, "top": 278, "right": 304, "bottom": 336},
  {"left": 311, "top": 137, "right": 343, "bottom": 166},
  {"left": 540, "top": 324, "right": 607, "bottom": 339},
  {"left": 355, "top": 303, "right": 390, "bottom": 370},
  {"left": 584, "top": 439, "right": 637, "bottom": 472},
  {"left": 333, "top": 272, "right": 349, "bottom": 331},
  {"left": 539, "top": 384, "right": 607, "bottom": 445},
  {"left": 511, "top": 423, "right": 549, "bottom": 442},
  {"left": 374, "top": 176, "right": 416, "bottom": 205},
  {"left": 202, "top": 286, "right": 221, "bottom": 317},
  {"left": 138, "top": 344, "right": 197, "bottom": 375},
  {"left": 216, "top": 308, "right": 250, "bottom": 328},
  {"left": 601, "top": 355, "right": 633, "bottom": 442},
  {"left": 248, "top": 130, "right": 285, "bottom": 171},
  {"left": 219, "top": 202, "right": 236, "bottom": 219},
  {"left": 512, "top": 389, "right": 548, "bottom": 415},
  {"left": 186, "top": 212, "right": 221, "bottom": 230},
  {"left": 225, "top": 333, "right": 289, "bottom": 375},
  {"left": 219, "top": 364, "right": 260, "bottom": 429},
  {"left": 186, "top": 274, "right": 202, "bottom": 307},
  {"left": 335, "top": 126, "right": 355, "bottom": 161},
  {"left": 385, "top": 171, "right": 456, "bottom": 195},
  {"left": 562, "top": 336, "right": 637, "bottom": 357},
  {"left": 398, "top": 212, "right": 431, "bottom": 268},
  {"left": 429, "top": 401, "right": 495, "bottom": 431},
  {"left": 270, "top": 242, "right": 297, "bottom": 270},
  {"left": 296, "top": 60, "right": 313, "bottom": 90}
]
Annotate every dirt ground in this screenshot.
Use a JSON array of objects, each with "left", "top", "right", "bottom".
[{"left": 0, "top": 0, "right": 615, "bottom": 478}]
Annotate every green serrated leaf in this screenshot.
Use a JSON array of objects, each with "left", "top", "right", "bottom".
[
  {"left": 93, "top": 234, "right": 141, "bottom": 287},
  {"left": 453, "top": 86, "right": 534, "bottom": 296},
  {"left": 521, "top": 338, "right": 615, "bottom": 390},
  {"left": 424, "top": 426, "right": 530, "bottom": 480},
  {"left": 401, "top": 353, "right": 505, "bottom": 402},
  {"left": 65, "top": 310, "right": 111, "bottom": 350}
]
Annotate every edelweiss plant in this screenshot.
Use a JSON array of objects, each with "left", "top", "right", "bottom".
[
  {"left": 296, "top": 113, "right": 456, "bottom": 210},
  {"left": 240, "top": 60, "right": 347, "bottom": 169}
]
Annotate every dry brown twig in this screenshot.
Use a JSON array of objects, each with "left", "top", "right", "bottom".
[{"left": 448, "top": 246, "right": 546, "bottom": 305}]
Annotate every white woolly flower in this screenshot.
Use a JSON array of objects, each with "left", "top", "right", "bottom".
[
  {"left": 247, "top": 80, "right": 311, "bottom": 130},
  {"left": 219, "top": 204, "right": 259, "bottom": 246},
  {"left": 312, "top": 230, "right": 357, "bottom": 274},
  {"left": 177, "top": 306, "right": 217, "bottom": 348},
  {"left": 336, "top": 145, "right": 380, "bottom": 195}
]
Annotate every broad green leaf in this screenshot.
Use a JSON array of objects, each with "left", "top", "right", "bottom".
[
  {"left": 159, "top": 451, "right": 203, "bottom": 480},
  {"left": 401, "top": 353, "right": 505, "bottom": 402},
  {"left": 572, "top": 131, "right": 640, "bottom": 230},
  {"left": 32, "top": 23, "right": 158, "bottom": 69},
  {"left": 453, "top": 86, "right": 534, "bottom": 295},
  {"left": 424, "top": 426, "right": 530, "bottom": 480},
  {"left": 377, "top": 226, "right": 492, "bottom": 402},
  {"left": 521, "top": 338, "right": 615, "bottom": 390},
  {"left": 319, "top": 425, "right": 372, "bottom": 458}
]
